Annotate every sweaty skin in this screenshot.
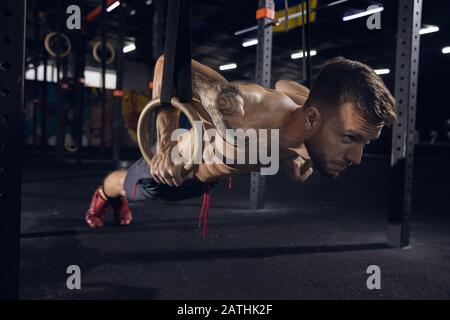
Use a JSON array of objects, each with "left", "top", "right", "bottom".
[{"left": 151, "top": 56, "right": 312, "bottom": 185}]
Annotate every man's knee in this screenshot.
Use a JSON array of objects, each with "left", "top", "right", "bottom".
[
  {"left": 104, "top": 170, "right": 127, "bottom": 190},
  {"left": 115, "top": 169, "right": 128, "bottom": 186}
]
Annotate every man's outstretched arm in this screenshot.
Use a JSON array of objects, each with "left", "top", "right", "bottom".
[
  {"left": 149, "top": 56, "right": 182, "bottom": 186},
  {"left": 150, "top": 56, "right": 243, "bottom": 186}
]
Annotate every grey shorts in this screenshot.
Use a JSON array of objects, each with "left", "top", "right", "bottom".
[{"left": 124, "top": 157, "right": 211, "bottom": 202}]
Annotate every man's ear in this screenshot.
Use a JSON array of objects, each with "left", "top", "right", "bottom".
[{"left": 304, "top": 107, "right": 321, "bottom": 131}]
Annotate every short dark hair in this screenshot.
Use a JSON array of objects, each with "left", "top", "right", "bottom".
[{"left": 305, "top": 57, "right": 398, "bottom": 125}]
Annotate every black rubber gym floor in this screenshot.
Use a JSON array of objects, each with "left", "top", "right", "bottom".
[{"left": 19, "top": 155, "right": 450, "bottom": 299}]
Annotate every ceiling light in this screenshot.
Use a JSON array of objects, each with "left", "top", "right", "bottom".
[
  {"left": 442, "top": 47, "right": 450, "bottom": 54},
  {"left": 123, "top": 43, "right": 136, "bottom": 53},
  {"left": 291, "top": 50, "right": 317, "bottom": 59},
  {"left": 106, "top": 1, "right": 120, "bottom": 12},
  {"left": 419, "top": 25, "right": 439, "bottom": 35},
  {"left": 219, "top": 63, "right": 237, "bottom": 71},
  {"left": 130, "top": 9, "right": 136, "bottom": 16},
  {"left": 242, "top": 39, "right": 258, "bottom": 47},
  {"left": 343, "top": 6, "right": 384, "bottom": 21},
  {"left": 374, "top": 69, "right": 390, "bottom": 75}
]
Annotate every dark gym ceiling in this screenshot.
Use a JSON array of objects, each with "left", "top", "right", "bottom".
[{"left": 27, "top": 0, "right": 450, "bottom": 85}]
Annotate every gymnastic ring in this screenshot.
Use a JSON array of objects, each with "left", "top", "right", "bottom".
[
  {"left": 44, "top": 32, "right": 72, "bottom": 58},
  {"left": 137, "top": 97, "right": 202, "bottom": 174},
  {"left": 92, "top": 41, "right": 116, "bottom": 65},
  {"left": 64, "top": 136, "right": 79, "bottom": 153}
]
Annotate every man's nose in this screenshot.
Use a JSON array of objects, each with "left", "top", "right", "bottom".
[{"left": 345, "top": 145, "right": 363, "bottom": 166}]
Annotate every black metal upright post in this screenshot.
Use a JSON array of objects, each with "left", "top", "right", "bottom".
[
  {"left": 304, "top": 0, "right": 311, "bottom": 88},
  {"left": 32, "top": 7, "right": 40, "bottom": 146},
  {"left": 113, "top": 4, "right": 126, "bottom": 167},
  {"left": 61, "top": 47, "right": 69, "bottom": 155},
  {"left": 41, "top": 50, "right": 48, "bottom": 154},
  {"left": 75, "top": 25, "right": 86, "bottom": 164},
  {"left": 55, "top": 0, "right": 64, "bottom": 158},
  {"left": 250, "top": 0, "right": 274, "bottom": 210},
  {"left": 388, "top": 0, "right": 422, "bottom": 248},
  {"left": 101, "top": 0, "right": 107, "bottom": 151},
  {"left": 0, "top": 0, "right": 26, "bottom": 300},
  {"left": 301, "top": 0, "right": 306, "bottom": 84}
]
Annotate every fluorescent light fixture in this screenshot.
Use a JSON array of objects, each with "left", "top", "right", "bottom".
[
  {"left": 343, "top": 6, "right": 384, "bottom": 21},
  {"left": 123, "top": 43, "right": 136, "bottom": 53},
  {"left": 130, "top": 9, "right": 136, "bottom": 16},
  {"left": 442, "top": 47, "right": 450, "bottom": 54},
  {"left": 25, "top": 65, "right": 117, "bottom": 89},
  {"left": 242, "top": 39, "right": 258, "bottom": 47},
  {"left": 327, "top": 0, "right": 349, "bottom": 7},
  {"left": 219, "top": 63, "right": 237, "bottom": 71},
  {"left": 25, "top": 64, "right": 62, "bottom": 82},
  {"left": 419, "top": 25, "right": 439, "bottom": 35},
  {"left": 84, "top": 69, "right": 117, "bottom": 89},
  {"left": 374, "top": 69, "right": 390, "bottom": 75},
  {"left": 107, "top": 1, "right": 120, "bottom": 12},
  {"left": 291, "top": 50, "right": 317, "bottom": 59},
  {"left": 146, "top": 0, "right": 153, "bottom": 5}
]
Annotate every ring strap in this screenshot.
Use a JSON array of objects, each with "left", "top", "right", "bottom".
[{"left": 161, "top": 0, "right": 192, "bottom": 105}]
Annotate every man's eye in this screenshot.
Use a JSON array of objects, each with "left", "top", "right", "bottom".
[{"left": 343, "top": 135, "right": 355, "bottom": 142}]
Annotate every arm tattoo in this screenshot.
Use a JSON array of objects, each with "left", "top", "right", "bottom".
[
  {"left": 217, "top": 85, "right": 242, "bottom": 116},
  {"left": 192, "top": 71, "right": 244, "bottom": 121},
  {"left": 192, "top": 71, "right": 246, "bottom": 145}
]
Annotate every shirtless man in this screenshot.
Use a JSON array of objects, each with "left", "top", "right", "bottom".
[{"left": 85, "top": 56, "right": 397, "bottom": 228}]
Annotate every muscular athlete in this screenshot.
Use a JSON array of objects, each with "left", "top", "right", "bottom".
[{"left": 85, "top": 56, "right": 397, "bottom": 228}]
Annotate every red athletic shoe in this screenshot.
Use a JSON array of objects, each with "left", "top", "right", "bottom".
[
  {"left": 85, "top": 187, "right": 109, "bottom": 228},
  {"left": 111, "top": 196, "right": 133, "bottom": 226}
]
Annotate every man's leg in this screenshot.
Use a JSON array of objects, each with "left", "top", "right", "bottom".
[
  {"left": 85, "top": 144, "right": 157, "bottom": 228},
  {"left": 85, "top": 156, "right": 211, "bottom": 227}
]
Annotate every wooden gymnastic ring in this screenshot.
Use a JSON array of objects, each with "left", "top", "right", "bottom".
[
  {"left": 137, "top": 97, "right": 202, "bottom": 174},
  {"left": 92, "top": 41, "right": 116, "bottom": 65},
  {"left": 44, "top": 32, "right": 72, "bottom": 58},
  {"left": 64, "top": 136, "right": 79, "bottom": 153}
]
